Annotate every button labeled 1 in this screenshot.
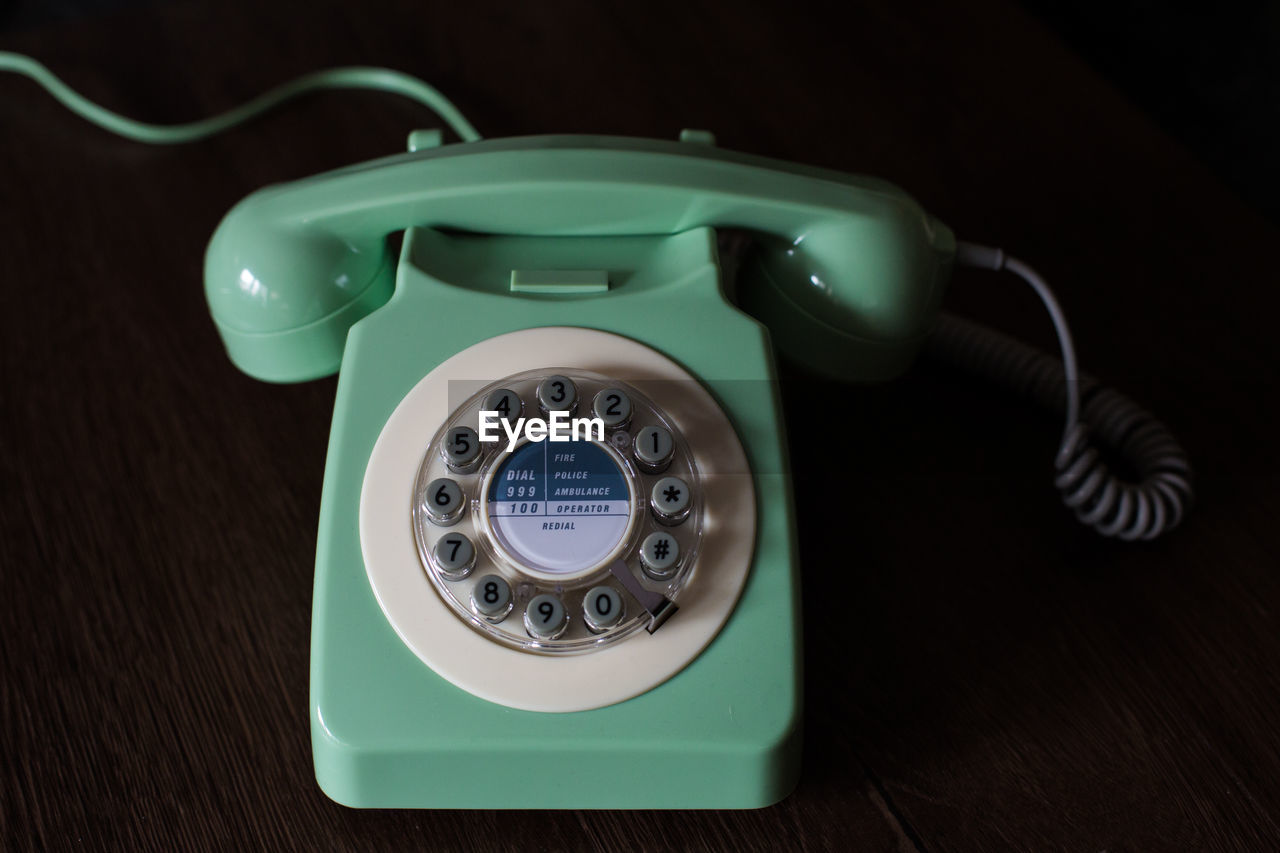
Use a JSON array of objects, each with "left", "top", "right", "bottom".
[{"left": 633, "top": 426, "right": 674, "bottom": 474}]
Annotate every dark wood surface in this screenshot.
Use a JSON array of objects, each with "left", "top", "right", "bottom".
[{"left": 3, "top": 1, "right": 1278, "bottom": 850}]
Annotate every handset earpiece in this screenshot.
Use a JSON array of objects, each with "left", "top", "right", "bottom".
[
  {"left": 203, "top": 135, "right": 956, "bottom": 383},
  {"left": 204, "top": 194, "right": 396, "bottom": 383},
  {"left": 737, "top": 215, "right": 955, "bottom": 381},
  {"left": 0, "top": 53, "right": 470, "bottom": 383}
]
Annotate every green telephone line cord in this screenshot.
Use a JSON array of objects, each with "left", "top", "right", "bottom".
[{"left": 0, "top": 51, "right": 483, "bottom": 144}]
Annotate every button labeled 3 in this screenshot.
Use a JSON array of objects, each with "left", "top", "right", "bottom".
[{"left": 536, "top": 375, "right": 577, "bottom": 416}]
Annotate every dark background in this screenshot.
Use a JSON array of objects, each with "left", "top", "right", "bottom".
[
  {"left": 2, "top": 1, "right": 1278, "bottom": 851},
  {"left": 6, "top": 0, "right": 1277, "bottom": 224}
]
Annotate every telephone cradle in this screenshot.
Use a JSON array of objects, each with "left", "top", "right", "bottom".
[{"left": 203, "top": 132, "right": 969, "bottom": 808}]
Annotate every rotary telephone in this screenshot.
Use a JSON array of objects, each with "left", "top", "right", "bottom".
[
  {"left": 4, "top": 56, "right": 1193, "bottom": 809},
  {"left": 203, "top": 131, "right": 952, "bottom": 808}
]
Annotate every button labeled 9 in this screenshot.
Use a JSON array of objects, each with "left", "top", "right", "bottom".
[{"left": 524, "top": 593, "right": 568, "bottom": 640}]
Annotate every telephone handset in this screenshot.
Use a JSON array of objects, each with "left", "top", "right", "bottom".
[
  {"left": 204, "top": 135, "right": 953, "bottom": 385},
  {"left": 203, "top": 134, "right": 948, "bottom": 808}
]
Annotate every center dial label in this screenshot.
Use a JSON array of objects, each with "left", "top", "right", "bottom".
[{"left": 485, "top": 438, "right": 632, "bottom": 576}]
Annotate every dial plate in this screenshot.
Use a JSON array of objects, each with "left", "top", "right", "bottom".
[
  {"left": 486, "top": 439, "right": 632, "bottom": 577},
  {"left": 359, "top": 327, "right": 756, "bottom": 711},
  {"left": 411, "top": 368, "right": 703, "bottom": 655}
]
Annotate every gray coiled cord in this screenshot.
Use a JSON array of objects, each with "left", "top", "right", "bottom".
[{"left": 933, "top": 243, "right": 1194, "bottom": 540}]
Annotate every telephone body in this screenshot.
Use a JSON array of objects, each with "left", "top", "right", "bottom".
[{"left": 205, "top": 134, "right": 954, "bottom": 808}]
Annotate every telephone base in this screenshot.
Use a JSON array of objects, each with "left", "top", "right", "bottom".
[{"left": 310, "top": 227, "right": 802, "bottom": 808}]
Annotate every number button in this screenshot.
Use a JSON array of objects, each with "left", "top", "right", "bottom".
[
  {"left": 639, "top": 531, "right": 681, "bottom": 579},
  {"left": 649, "top": 476, "right": 691, "bottom": 525},
  {"left": 536, "top": 375, "right": 578, "bottom": 416},
  {"left": 431, "top": 532, "right": 476, "bottom": 580},
  {"left": 483, "top": 388, "right": 523, "bottom": 425},
  {"left": 441, "top": 426, "right": 482, "bottom": 473},
  {"left": 633, "top": 425, "right": 674, "bottom": 474},
  {"left": 470, "top": 574, "right": 512, "bottom": 622},
  {"left": 423, "top": 477, "right": 466, "bottom": 526},
  {"left": 524, "top": 593, "right": 568, "bottom": 640},
  {"left": 583, "top": 586, "right": 624, "bottom": 633},
  {"left": 591, "top": 388, "right": 632, "bottom": 429}
]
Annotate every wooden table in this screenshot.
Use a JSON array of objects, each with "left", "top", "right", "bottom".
[{"left": 3, "top": 1, "right": 1277, "bottom": 849}]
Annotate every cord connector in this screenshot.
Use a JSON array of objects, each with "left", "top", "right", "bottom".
[{"left": 955, "top": 241, "right": 1006, "bottom": 271}]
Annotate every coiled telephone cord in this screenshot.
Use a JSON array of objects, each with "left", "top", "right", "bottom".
[{"left": 940, "top": 243, "right": 1193, "bottom": 540}]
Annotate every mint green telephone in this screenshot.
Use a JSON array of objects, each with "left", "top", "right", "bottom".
[
  {"left": 201, "top": 121, "right": 1199, "bottom": 806},
  {"left": 203, "top": 133, "right": 952, "bottom": 808},
  {"left": 2, "top": 52, "right": 1191, "bottom": 810}
]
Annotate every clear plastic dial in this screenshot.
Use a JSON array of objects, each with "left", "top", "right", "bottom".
[{"left": 411, "top": 369, "right": 703, "bottom": 655}]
